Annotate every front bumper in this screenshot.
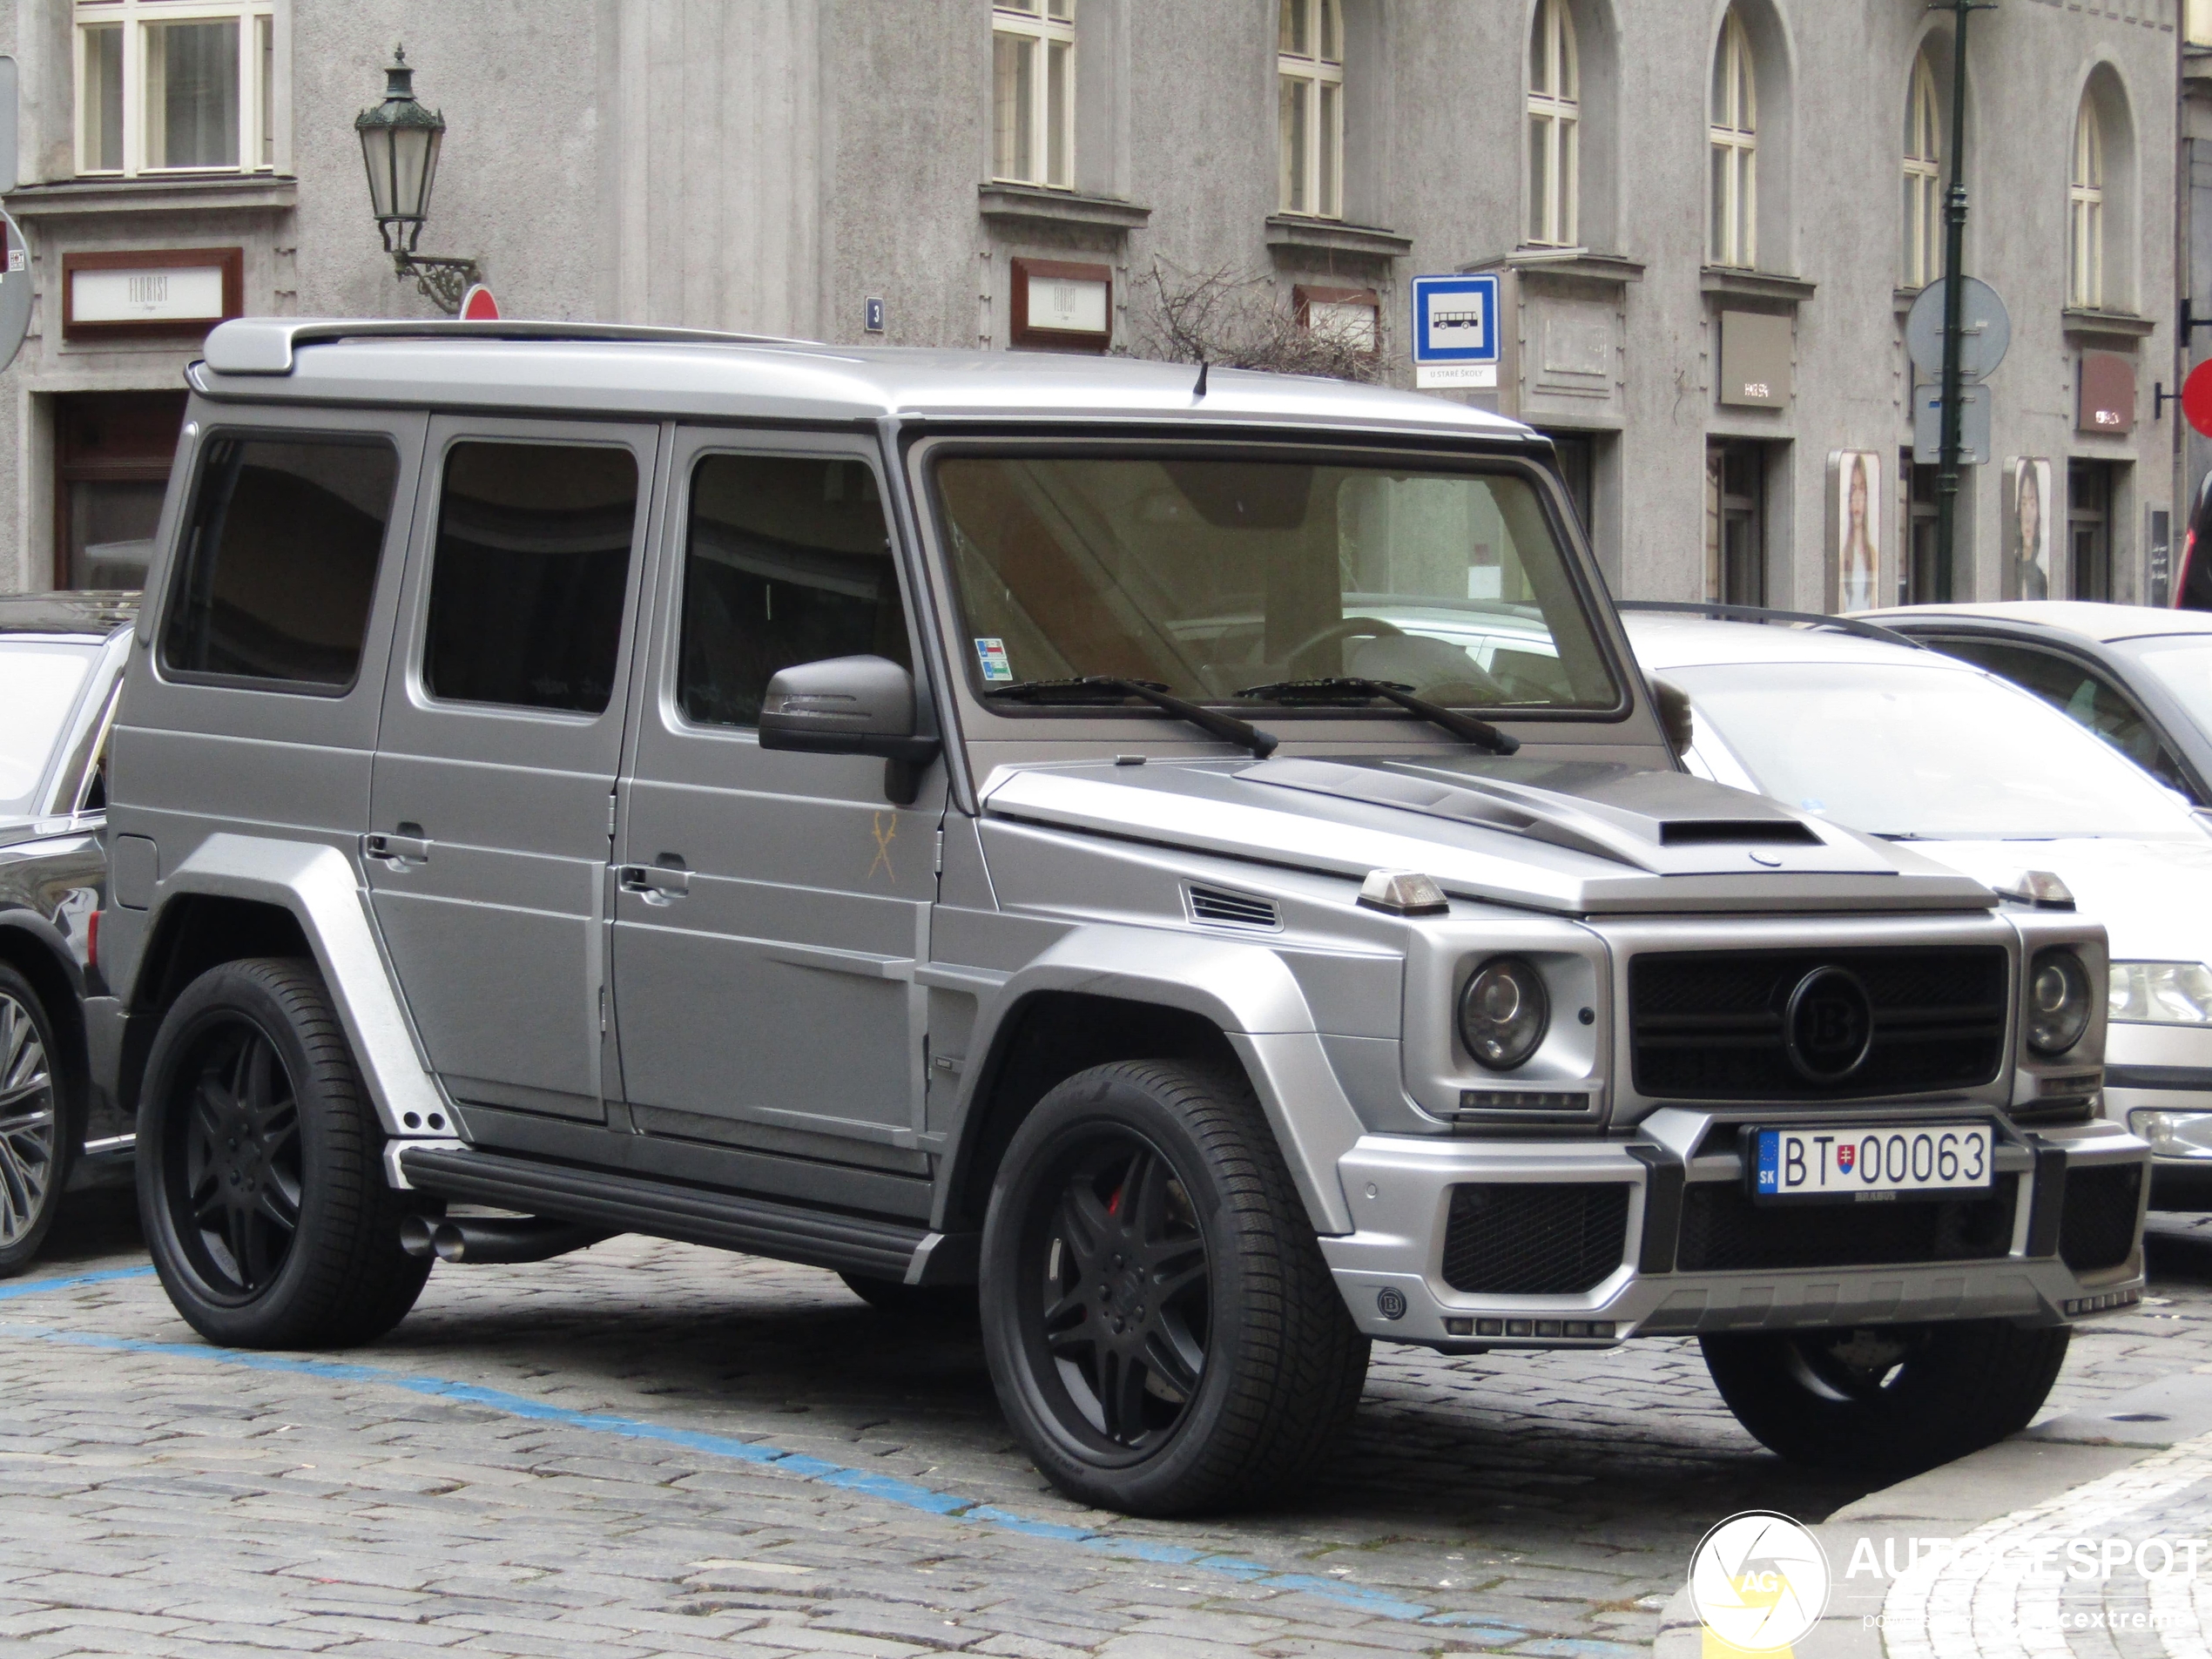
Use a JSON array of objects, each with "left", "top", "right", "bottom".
[{"left": 1320, "top": 1108, "right": 2150, "bottom": 1351}]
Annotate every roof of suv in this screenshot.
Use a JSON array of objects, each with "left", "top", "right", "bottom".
[
  {"left": 1861, "top": 600, "right": 2212, "bottom": 644},
  {"left": 189, "top": 319, "right": 1537, "bottom": 440},
  {"left": 0, "top": 590, "right": 137, "bottom": 640},
  {"left": 1622, "top": 610, "right": 1972, "bottom": 673}
]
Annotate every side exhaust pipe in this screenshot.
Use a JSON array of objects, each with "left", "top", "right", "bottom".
[{"left": 399, "top": 1215, "right": 613, "bottom": 1264}]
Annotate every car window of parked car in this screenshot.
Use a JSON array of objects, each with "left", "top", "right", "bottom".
[
  {"left": 1923, "top": 636, "right": 2180, "bottom": 784},
  {"left": 1669, "top": 659, "right": 2199, "bottom": 840},
  {"left": 0, "top": 642, "right": 96, "bottom": 814},
  {"left": 423, "top": 441, "right": 640, "bottom": 716},
  {"left": 2125, "top": 637, "right": 2212, "bottom": 739},
  {"left": 159, "top": 436, "right": 399, "bottom": 692},
  {"left": 677, "top": 454, "right": 908, "bottom": 728},
  {"left": 932, "top": 453, "right": 1618, "bottom": 711}
]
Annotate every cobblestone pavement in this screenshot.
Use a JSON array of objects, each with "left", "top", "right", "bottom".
[{"left": 3, "top": 1195, "right": 2212, "bottom": 1659}]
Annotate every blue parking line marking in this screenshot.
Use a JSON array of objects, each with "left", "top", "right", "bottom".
[{"left": 0, "top": 1273, "right": 1524, "bottom": 1635}]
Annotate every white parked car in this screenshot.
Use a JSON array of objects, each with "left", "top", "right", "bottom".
[{"left": 1624, "top": 606, "right": 2212, "bottom": 1208}]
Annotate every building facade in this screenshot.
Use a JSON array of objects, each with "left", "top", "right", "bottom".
[{"left": 0, "top": 0, "right": 2184, "bottom": 612}]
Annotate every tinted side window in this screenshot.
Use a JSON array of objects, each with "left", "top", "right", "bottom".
[
  {"left": 678, "top": 455, "right": 908, "bottom": 727},
  {"left": 1938, "top": 637, "right": 2164, "bottom": 772},
  {"left": 423, "top": 442, "right": 640, "bottom": 715},
  {"left": 160, "top": 436, "right": 399, "bottom": 689}
]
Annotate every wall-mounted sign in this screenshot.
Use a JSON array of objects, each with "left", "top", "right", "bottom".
[
  {"left": 63, "top": 246, "right": 241, "bottom": 341},
  {"left": 1718, "top": 310, "right": 1791, "bottom": 408},
  {"left": 1294, "top": 284, "right": 1379, "bottom": 354},
  {"left": 1411, "top": 273, "right": 1499, "bottom": 388},
  {"left": 1912, "top": 381, "right": 1989, "bottom": 465},
  {"left": 2077, "top": 350, "right": 2135, "bottom": 435},
  {"left": 1010, "top": 257, "right": 1111, "bottom": 351}
]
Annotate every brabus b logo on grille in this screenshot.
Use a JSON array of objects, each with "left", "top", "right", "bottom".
[{"left": 1783, "top": 966, "right": 1875, "bottom": 1084}]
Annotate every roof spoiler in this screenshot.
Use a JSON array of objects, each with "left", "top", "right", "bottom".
[{"left": 198, "top": 317, "right": 815, "bottom": 377}]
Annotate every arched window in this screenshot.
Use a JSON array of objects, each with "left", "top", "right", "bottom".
[
  {"left": 1278, "top": 0, "right": 1343, "bottom": 219},
  {"left": 2070, "top": 95, "right": 2105, "bottom": 308},
  {"left": 1527, "top": 0, "right": 1580, "bottom": 247},
  {"left": 1902, "top": 52, "right": 1942, "bottom": 289},
  {"left": 992, "top": 0, "right": 1076, "bottom": 191},
  {"left": 1708, "top": 9, "right": 1757, "bottom": 267}
]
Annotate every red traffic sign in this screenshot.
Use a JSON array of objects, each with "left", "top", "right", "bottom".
[
  {"left": 2185, "top": 359, "right": 2212, "bottom": 438},
  {"left": 460, "top": 284, "right": 500, "bottom": 321}
]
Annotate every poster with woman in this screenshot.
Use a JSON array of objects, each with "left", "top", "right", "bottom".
[
  {"left": 2004, "top": 457, "right": 2052, "bottom": 599},
  {"left": 1828, "top": 450, "right": 1883, "bottom": 611}
]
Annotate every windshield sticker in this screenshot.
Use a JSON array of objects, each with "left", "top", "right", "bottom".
[{"left": 974, "top": 637, "right": 1013, "bottom": 682}]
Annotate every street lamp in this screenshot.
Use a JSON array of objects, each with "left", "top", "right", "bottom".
[{"left": 355, "top": 47, "right": 481, "bottom": 314}]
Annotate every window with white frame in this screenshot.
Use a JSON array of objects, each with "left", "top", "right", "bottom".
[
  {"left": 1526, "top": 0, "right": 1579, "bottom": 247},
  {"left": 76, "top": 0, "right": 276, "bottom": 177},
  {"left": 1708, "top": 8, "right": 1757, "bottom": 268},
  {"left": 2069, "top": 94, "right": 2104, "bottom": 309},
  {"left": 992, "top": 0, "right": 1074, "bottom": 191},
  {"left": 1902, "top": 51, "right": 1941, "bottom": 289},
  {"left": 1278, "top": 0, "right": 1343, "bottom": 219}
]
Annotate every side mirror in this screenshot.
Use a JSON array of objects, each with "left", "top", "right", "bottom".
[
  {"left": 759, "top": 655, "right": 942, "bottom": 806},
  {"left": 1649, "top": 675, "right": 1695, "bottom": 759}
]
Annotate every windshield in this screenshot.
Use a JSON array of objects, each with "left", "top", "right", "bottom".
[
  {"left": 0, "top": 642, "right": 97, "bottom": 816},
  {"left": 2124, "top": 637, "right": 2212, "bottom": 732},
  {"left": 932, "top": 453, "right": 1619, "bottom": 711},
  {"left": 1675, "top": 659, "right": 2199, "bottom": 840}
]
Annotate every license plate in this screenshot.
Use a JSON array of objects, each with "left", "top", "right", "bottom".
[{"left": 1750, "top": 1124, "right": 1993, "bottom": 1204}]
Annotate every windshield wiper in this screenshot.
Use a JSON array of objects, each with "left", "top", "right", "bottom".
[
  {"left": 1236, "top": 678, "right": 1520, "bottom": 756},
  {"left": 984, "top": 677, "right": 1278, "bottom": 759}
]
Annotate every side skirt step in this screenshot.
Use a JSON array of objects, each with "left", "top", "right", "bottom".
[{"left": 395, "top": 1144, "right": 928, "bottom": 1280}]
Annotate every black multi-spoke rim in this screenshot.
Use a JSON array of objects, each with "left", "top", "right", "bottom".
[
  {"left": 1022, "top": 1128, "right": 1211, "bottom": 1461},
  {"left": 0, "top": 992, "right": 57, "bottom": 1250},
  {"left": 161, "top": 1017, "right": 303, "bottom": 1300}
]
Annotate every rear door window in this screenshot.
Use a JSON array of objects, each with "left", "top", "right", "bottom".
[{"left": 159, "top": 435, "right": 400, "bottom": 691}]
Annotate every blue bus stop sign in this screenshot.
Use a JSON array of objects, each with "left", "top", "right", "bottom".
[{"left": 1411, "top": 273, "right": 1499, "bottom": 389}]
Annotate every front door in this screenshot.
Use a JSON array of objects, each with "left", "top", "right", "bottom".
[
  {"left": 367, "top": 418, "right": 657, "bottom": 1124},
  {"left": 610, "top": 430, "right": 945, "bottom": 1181}
]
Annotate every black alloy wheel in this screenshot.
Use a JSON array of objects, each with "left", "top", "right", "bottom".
[
  {"left": 165, "top": 1014, "right": 304, "bottom": 1299},
  {"left": 0, "top": 967, "right": 74, "bottom": 1275},
  {"left": 1028, "top": 1128, "right": 1211, "bottom": 1453}
]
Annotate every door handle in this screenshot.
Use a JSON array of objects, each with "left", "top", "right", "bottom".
[
  {"left": 365, "top": 831, "right": 432, "bottom": 867},
  {"left": 617, "top": 862, "right": 691, "bottom": 905}
]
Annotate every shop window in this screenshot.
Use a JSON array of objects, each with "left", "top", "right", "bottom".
[
  {"left": 74, "top": 0, "right": 278, "bottom": 178},
  {"left": 54, "top": 391, "right": 185, "bottom": 590},
  {"left": 992, "top": 0, "right": 1075, "bottom": 191},
  {"left": 1278, "top": 0, "right": 1343, "bottom": 219}
]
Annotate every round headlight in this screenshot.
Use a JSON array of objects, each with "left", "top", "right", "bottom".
[
  {"left": 2028, "top": 948, "right": 2094, "bottom": 1056},
  {"left": 1459, "top": 956, "right": 1550, "bottom": 1070}
]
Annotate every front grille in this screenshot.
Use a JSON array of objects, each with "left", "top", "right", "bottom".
[
  {"left": 1629, "top": 947, "right": 2008, "bottom": 1101},
  {"left": 1441, "top": 1183, "right": 1630, "bottom": 1294},
  {"left": 1185, "top": 883, "right": 1280, "bottom": 929},
  {"left": 1676, "top": 1177, "right": 2019, "bottom": 1272},
  {"left": 2059, "top": 1164, "right": 2141, "bottom": 1272}
]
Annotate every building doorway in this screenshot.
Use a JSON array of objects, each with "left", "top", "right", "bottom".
[
  {"left": 2067, "top": 459, "right": 2115, "bottom": 601},
  {"left": 54, "top": 391, "right": 187, "bottom": 590},
  {"left": 1899, "top": 450, "right": 1942, "bottom": 604},
  {"left": 1705, "top": 440, "right": 1764, "bottom": 605}
]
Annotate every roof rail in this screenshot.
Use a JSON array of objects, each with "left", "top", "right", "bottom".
[
  {"left": 1615, "top": 599, "right": 1926, "bottom": 651},
  {"left": 199, "top": 317, "right": 817, "bottom": 377}
]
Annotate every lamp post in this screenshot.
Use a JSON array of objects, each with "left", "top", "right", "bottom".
[
  {"left": 1932, "top": 0, "right": 1996, "bottom": 600},
  {"left": 355, "top": 47, "right": 481, "bottom": 314}
]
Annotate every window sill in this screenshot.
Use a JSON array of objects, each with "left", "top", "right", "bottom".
[
  {"left": 1264, "top": 215, "right": 1413, "bottom": 260},
  {"left": 978, "top": 184, "right": 1150, "bottom": 232},
  {"left": 2061, "top": 307, "right": 2155, "bottom": 343},
  {"left": 1464, "top": 248, "right": 1645, "bottom": 286},
  {"left": 1699, "top": 266, "right": 1817, "bottom": 305},
  {"left": 8, "top": 175, "right": 298, "bottom": 218}
]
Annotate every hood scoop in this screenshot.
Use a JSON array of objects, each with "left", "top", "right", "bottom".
[{"left": 1240, "top": 757, "right": 1848, "bottom": 875}]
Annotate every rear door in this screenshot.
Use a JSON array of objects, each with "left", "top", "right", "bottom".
[{"left": 366, "top": 418, "right": 658, "bottom": 1126}]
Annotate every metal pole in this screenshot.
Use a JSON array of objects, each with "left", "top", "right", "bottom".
[{"left": 1934, "top": 2, "right": 1993, "bottom": 601}]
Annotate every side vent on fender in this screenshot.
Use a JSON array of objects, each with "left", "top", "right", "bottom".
[{"left": 1185, "top": 883, "right": 1282, "bottom": 931}]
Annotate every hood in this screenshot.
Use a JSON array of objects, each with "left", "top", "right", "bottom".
[
  {"left": 981, "top": 755, "right": 1996, "bottom": 916},
  {"left": 1895, "top": 834, "right": 2212, "bottom": 963}
]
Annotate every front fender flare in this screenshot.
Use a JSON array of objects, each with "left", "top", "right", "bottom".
[{"left": 951, "top": 927, "right": 1364, "bottom": 1234}]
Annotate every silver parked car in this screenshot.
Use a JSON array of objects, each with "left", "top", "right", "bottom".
[
  {"left": 1625, "top": 605, "right": 2212, "bottom": 1210},
  {"left": 0, "top": 591, "right": 136, "bottom": 1272},
  {"left": 98, "top": 320, "right": 2143, "bottom": 1513}
]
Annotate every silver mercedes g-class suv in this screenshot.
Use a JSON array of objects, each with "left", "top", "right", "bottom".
[{"left": 95, "top": 319, "right": 2147, "bottom": 1515}]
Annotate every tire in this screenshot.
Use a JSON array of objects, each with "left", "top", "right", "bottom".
[
  {"left": 838, "top": 1271, "right": 978, "bottom": 1320},
  {"left": 0, "top": 965, "right": 78, "bottom": 1278},
  {"left": 137, "top": 957, "right": 431, "bottom": 1349},
  {"left": 979, "top": 1059, "right": 1370, "bottom": 1516},
  {"left": 1702, "top": 1319, "right": 2071, "bottom": 1474}
]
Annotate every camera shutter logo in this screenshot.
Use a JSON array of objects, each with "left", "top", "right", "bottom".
[{"left": 1689, "top": 1510, "right": 1829, "bottom": 1652}]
